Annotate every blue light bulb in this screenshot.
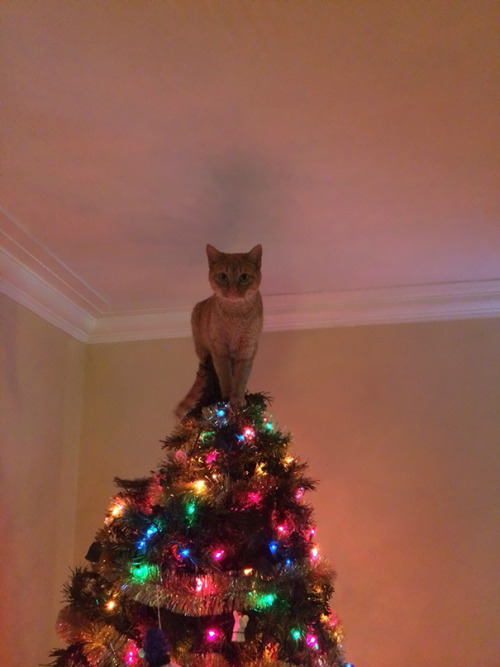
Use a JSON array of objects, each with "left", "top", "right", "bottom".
[
  {"left": 269, "top": 541, "right": 278, "bottom": 554},
  {"left": 146, "top": 525, "right": 158, "bottom": 538}
]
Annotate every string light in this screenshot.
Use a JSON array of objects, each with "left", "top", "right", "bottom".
[
  {"left": 213, "top": 548, "right": 225, "bottom": 561},
  {"left": 124, "top": 639, "right": 139, "bottom": 665},
  {"left": 206, "top": 450, "right": 218, "bottom": 464},
  {"left": 105, "top": 499, "right": 125, "bottom": 524},
  {"left": 306, "top": 633, "right": 319, "bottom": 649},
  {"left": 137, "top": 523, "right": 159, "bottom": 551},
  {"left": 105, "top": 599, "right": 116, "bottom": 611},
  {"left": 129, "top": 563, "right": 159, "bottom": 584},
  {"left": 193, "top": 480, "right": 206, "bottom": 493},
  {"left": 242, "top": 426, "right": 255, "bottom": 441},
  {"left": 206, "top": 628, "right": 221, "bottom": 641},
  {"left": 269, "top": 541, "right": 278, "bottom": 554},
  {"left": 111, "top": 501, "right": 124, "bottom": 517},
  {"left": 246, "top": 491, "right": 262, "bottom": 506},
  {"left": 310, "top": 546, "right": 319, "bottom": 561}
]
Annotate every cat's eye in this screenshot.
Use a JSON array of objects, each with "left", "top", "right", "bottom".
[
  {"left": 239, "top": 273, "right": 250, "bottom": 283},
  {"left": 217, "top": 272, "right": 228, "bottom": 282}
]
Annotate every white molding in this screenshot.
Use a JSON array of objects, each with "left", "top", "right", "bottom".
[
  {"left": 1, "top": 248, "right": 499, "bottom": 343},
  {"left": 0, "top": 250, "right": 97, "bottom": 342},
  {"left": 263, "top": 281, "right": 500, "bottom": 332},
  {"left": 90, "top": 308, "right": 193, "bottom": 343}
]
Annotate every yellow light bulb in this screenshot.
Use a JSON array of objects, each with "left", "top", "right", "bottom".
[
  {"left": 193, "top": 480, "right": 206, "bottom": 493},
  {"left": 243, "top": 568, "right": 253, "bottom": 575},
  {"left": 106, "top": 600, "right": 116, "bottom": 611},
  {"left": 111, "top": 502, "right": 124, "bottom": 517}
]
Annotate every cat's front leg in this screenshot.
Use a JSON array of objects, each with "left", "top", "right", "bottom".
[
  {"left": 230, "top": 356, "right": 254, "bottom": 409},
  {"left": 211, "top": 351, "right": 233, "bottom": 401}
]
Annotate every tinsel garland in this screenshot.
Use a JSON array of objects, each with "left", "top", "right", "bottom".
[
  {"left": 118, "top": 560, "right": 335, "bottom": 617},
  {"left": 56, "top": 614, "right": 129, "bottom": 667}
]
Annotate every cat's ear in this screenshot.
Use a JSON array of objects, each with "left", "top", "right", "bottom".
[
  {"left": 248, "top": 244, "right": 262, "bottom": 268},
  {"left": 206, "top": 244, "right": 222, "bottom": 267}
]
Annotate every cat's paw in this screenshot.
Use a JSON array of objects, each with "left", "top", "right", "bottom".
[{"left": 229, "top": 395, "right": 246, "bottom": 411}]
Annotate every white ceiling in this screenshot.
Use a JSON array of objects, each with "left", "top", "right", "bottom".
[{"left": 1, "top": 1, "right": 499, "bottom": 342}]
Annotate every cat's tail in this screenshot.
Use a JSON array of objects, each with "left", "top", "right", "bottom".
[{"left": 174, "top": 356, "right": 221, "bottom": 419}]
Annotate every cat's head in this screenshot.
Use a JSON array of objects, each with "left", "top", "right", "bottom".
[{"left": 206, "top": 244, "right": 262, "bottom": 301}]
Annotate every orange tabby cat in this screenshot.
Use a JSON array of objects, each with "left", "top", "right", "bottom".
[{"left": 175, "top": 244, "right": 263, "bottom": 417}]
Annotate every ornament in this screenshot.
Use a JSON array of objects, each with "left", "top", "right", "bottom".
[
  {"left": 140, "top": 627, "right": 181, "bottom": 667},
  {"left": 231, "top": 610, "right": 249, "bottom": 642}
]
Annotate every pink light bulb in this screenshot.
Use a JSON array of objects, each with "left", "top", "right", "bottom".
[
  {"left": 206, "top": 450, "right": 218, "bottom": 464},
  {"left": 207, "top": 628, "right": 219, "bottom": 641},
  {"left": 213, "top": 549, "right": 225, "bottom": 561},
  {"left": 247, "top": 491, "right": 262, "bottom": 505},
  {"left": 306, "top": 633, "right": 318, "bottom": 647}
]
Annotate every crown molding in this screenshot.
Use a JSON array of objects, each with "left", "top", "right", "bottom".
[
  {"left": 0, "top": 249, "right": 97, "bottom": 341},
  {"left": 1, "top": 247, "right": 499, "bottom": 343}
]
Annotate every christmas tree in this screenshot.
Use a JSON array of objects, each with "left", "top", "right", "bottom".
[{"left": 50, "top": 362, "right": 350, "bottom": 667}]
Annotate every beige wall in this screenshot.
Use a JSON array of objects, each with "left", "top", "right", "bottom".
[
  {"left": 78, "top": 319, "right": 500, "bottom": 667},
  {"left": 0, "top": 294, "right": 85, "bottom": 666},
  {"left": 2, "top": 296, "right": 498, "bottom": 667}
]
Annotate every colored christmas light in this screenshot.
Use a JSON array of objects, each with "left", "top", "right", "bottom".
[
  {"left": 206, "top": 628, "right": 221, "bottom": 641},
  {"left": 146, "top": 525, "right": 159, "bottom": 538},
  {"left": 213, "top": 549, "right": 225, "bottom": 561},
  {"left": 206, "top": 450, "right": 218, "bottom": 464},
  {"left": 246, "top": 491, "right": 262, "bottom": 506},
  {"left": 291, "top": 628, "right": 302, "bottom": 641},
  {"left": 243, "top": 426, "right": 255, "bottom": 441},
  {"left": 124, "top": 639, "right": 139, "bottom": 665},
  {"left": 250, "top": 591, "right": 276, "bottom": 609},
  {"left": 193, "top": 479, "right": 206, "bottom": 493},
  {"left": 111, "top": 501, "right": 124, "bottom": 517},
  {"left": 269, "top": 541, "right": 278, "bottom": 554},
  {"left": 129, "top": 563, "right": 159, "bottom": 583},
  {"left": 306, "top": 633, "right": 318, "bottom": 648}
]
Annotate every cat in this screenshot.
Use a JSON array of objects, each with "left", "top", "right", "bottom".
[{"left": 175, "top": 244, "right": 263, "bottom": 418}]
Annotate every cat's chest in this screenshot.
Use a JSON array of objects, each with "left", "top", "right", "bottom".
[{"left": 205, "top": 297, "right": 261, "bottom": 349}]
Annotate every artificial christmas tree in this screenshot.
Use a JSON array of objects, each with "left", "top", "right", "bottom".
[{"left": 49, "top": 363, "right": 350, "bottom": 667}]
